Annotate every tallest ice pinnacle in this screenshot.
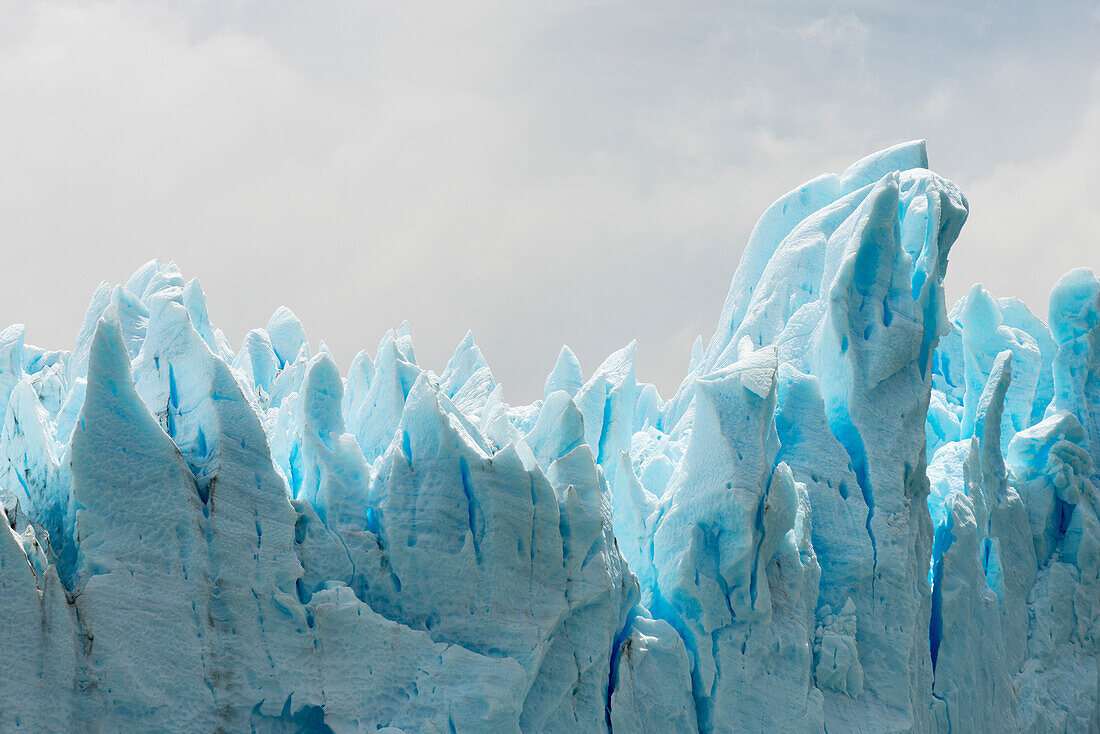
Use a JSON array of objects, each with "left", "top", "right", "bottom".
[{"left": 0, "top": 143, "right": 1097, "bottom": 733}]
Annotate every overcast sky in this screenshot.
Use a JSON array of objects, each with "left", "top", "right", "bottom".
[{"left": 1, "top": 1, "right": 1098, "bottom": 402}]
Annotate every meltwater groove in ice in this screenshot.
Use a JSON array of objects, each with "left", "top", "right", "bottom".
[{"left": 1, "top": 143, "right": 1098, "bottom": 732}]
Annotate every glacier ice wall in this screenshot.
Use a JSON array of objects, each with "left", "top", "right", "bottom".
[{"left": 1, "top": 142, "right": 1098, "bottom": 733}]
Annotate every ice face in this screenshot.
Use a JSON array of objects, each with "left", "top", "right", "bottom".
[{"left": 0, "top": 145, "right": 1098, "bottom": 732}]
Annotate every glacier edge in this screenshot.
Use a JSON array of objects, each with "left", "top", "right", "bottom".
[{"left": 0, "top": 143, "right": 1098, "bottom": 733}]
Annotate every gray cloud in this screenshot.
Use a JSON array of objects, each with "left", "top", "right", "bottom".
[
  {"left": 950, "top": 77, "right": 1100, "bottom": 318},
  {"left": 0, "top": 2, "right": 1096, "bottom": 402}
]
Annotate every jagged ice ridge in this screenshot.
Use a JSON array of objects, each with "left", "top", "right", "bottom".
[{"left": 1, "top": 141, "right": 1098, "bottom": 732}]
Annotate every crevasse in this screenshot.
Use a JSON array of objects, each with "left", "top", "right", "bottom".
[{"left": 0, "top": 141, "right": 1098, "bottom": 733}]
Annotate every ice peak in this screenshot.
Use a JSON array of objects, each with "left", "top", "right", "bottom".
[{"left": 1, "top": 144, "right": 1097, "bottom": 733}]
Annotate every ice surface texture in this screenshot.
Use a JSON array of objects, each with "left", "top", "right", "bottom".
[{"left": 1, "top": 142, "right": 1098, "bottom": 733}]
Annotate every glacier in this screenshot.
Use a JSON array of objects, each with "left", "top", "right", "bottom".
[{"left": 0, "top": 141, "right": 1098, "bottom": 732}]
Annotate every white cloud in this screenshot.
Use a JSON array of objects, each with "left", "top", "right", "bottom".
[
  {"left": 947, "top": 74, "right": 1100, "bottom": 320},
  {"left": 0, "top": 2, "right": 841, "bottom": 399},
  {"left": 0, "top": 2, "right": 1095, "bottom": 400},
  {"left": 798, "top": 13, "right": 870, "bottom": 49},
  {"left": 918, "top": 86, "right": 958, "bottom": 123}
]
